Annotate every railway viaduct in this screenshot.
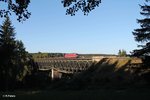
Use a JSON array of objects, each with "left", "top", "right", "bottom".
[
  {"left": 34, "top": 58, "right": 97, "bottom": 79},
  {"left": 34, "top": 56, "right": 142, "bottom": 80}
]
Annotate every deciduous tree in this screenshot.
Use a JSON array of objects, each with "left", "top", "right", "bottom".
[
  {"left": 62, "top": 0, "right": 101, "bottom": 16},
  {"left": 118, "top": 49, "right": 127, "bottom": 57},
  {"left": 0, "top": 0, "right": 101, "bottom": 21}
]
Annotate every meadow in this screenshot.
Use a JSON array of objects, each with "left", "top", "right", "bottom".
[{"left": 1, "top": 88, "right": 150, "bottom": 100}]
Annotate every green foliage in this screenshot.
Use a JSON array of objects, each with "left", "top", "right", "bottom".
[
  {"left": 132, "top": 0, "right": 150, "bottom": 57},
  {"left": 62, "top": 0, "right": 101, "bottom": 16},
  {"left": 132, "top": 0, "right": 150, "bottom": 68},
  {"left": 0, "top": 16, "right": 32, "bottom": 91},
  {"left": 0, "top": 0, "right": 31, "bottom": 22},
  {"left": 31, "top": 53, "right": 64, "bottom": 59},
  {"left": 118, "top": 49, "right": 127, "bottom": 57},
  {"left": 0, "top": 0, "right": 101, "bottom": 21}
]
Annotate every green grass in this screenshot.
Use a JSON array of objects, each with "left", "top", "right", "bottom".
[{"left": 1, "top": 88, "right": 150, "bottom": 100}]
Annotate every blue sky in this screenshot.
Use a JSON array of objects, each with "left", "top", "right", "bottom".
[{"left": 0, "top": 0, "right": 145, "bottom": 54}]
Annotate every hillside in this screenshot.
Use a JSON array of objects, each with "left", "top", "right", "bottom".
[{"left": 58, "top": 57, "right": 150, "bottom": 90}]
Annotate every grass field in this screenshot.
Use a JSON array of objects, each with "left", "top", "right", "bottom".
[{"left": 1, "top": 88, "right": 150, "bottom": 100}]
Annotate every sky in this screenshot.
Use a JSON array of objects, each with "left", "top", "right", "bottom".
[{"left": 0, "top": 0, "right": 146, "bottom": 54}]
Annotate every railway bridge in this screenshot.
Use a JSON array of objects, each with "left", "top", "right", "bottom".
[
  {"left": 34, "top": 58, "right": 94, "bottom": 79},
  {"left": 34, "top": 57, "right": 142, "bottom": 79}
]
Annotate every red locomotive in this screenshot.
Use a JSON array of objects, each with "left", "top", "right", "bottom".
[{"left": 64, "top": 53, "right": 78, "bottom": 58}]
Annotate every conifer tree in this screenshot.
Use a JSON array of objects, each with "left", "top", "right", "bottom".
[
  {"left": 132, "top": 0, "right": 150, "bottom": 65},
  {"left": 133, "top": 0, "right": 150, "bottom": 56},
  {"left": 0, "top": 16, "right": 17, "bottom": 91},
  {"left": 0, "top": 16, "right": 31, "bottom": 91}
]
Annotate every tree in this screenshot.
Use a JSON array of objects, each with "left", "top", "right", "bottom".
[
  {"left": 62, "top": 0, "right": 101, "bottom": 16},
  {"left": 132, "top": 0, "right": 150, "bottom": 56},
  {"left": 0, "top": 16, "right": 31, "bottom": 91},
  {"left": 0, "top": 0, "right": 31, "bottom": 22},
  {"left": 118, "top": 49, "right": 127, "bottom": 57},
  {"left": 132, "top": 0, "right": 150, "bottom": 66},
  {"left": 118, "top": 50, "right": 121, "bottom": 56},
  {"left": 0, "top": 0, "right": 101, "bottom": 21},
  {"left": 0, "top": 16, "right": 16, "bottom": 91}
]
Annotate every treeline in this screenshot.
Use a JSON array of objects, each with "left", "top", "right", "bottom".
[
  {"left": 31, "top": 52, "right": 65, "bottom": 58},
  {"left": 31, "top": 53, "right": 118, "bottom": 59}
]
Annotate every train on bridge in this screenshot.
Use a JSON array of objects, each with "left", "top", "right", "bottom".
[{"left": 64, "top": 53, "right": 78, "bottom": 58}]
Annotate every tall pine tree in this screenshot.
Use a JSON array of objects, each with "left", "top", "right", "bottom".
[
  {"left": 0, "top": 16, "right": 31, "bottom": 91},
  {"left": 132, "top": 0, "right": 150, "bottom": 67}
]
